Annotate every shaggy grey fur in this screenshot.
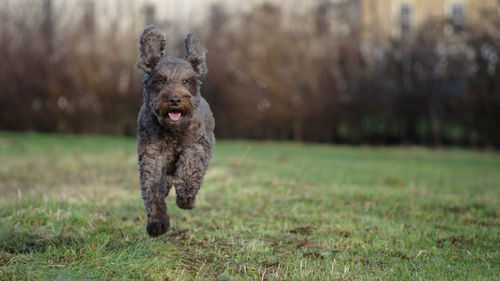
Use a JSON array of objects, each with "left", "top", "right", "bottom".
[{"left": 136, "top": 26, "right": 215, "bottom": 237}]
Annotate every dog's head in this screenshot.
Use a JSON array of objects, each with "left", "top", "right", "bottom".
[{"left": 137, "top": 26, "right": 207, "bottom": 127}]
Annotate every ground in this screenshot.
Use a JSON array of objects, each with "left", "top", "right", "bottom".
[{"left": 0, "top": 132, "right": 499, "bottom": 280}]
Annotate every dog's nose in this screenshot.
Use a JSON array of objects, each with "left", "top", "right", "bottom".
[{"left": 168, "top": 96, "right": 181, "bottom": 105}]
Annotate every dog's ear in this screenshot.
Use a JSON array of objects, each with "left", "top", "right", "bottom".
[
  {"left": 137, "top": 25, "right": 167, "bottom": 73},
  {"left": 184, "top": 30, "right": 207, "bottom": 78}
]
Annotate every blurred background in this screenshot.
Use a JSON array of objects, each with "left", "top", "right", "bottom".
[{"left": 0, "top": 0, "right": 499, "bottom": 147}]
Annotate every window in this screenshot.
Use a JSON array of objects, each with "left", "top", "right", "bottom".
[
  {"left": 399, "top": 3, "right": 414, "bottom": 36},
  {"left": 451, "top": 3, "right": 466, "bottom": 32}
]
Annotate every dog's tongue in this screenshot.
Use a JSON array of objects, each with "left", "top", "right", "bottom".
[{"left": 168, "top": 112, "right": 181, "bottom": 121}]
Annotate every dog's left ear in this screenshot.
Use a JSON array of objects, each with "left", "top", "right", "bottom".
[
  {"left": 137, "top": 25, "right": 167, "bottom": 73},
  {"left": 184, "top": 30, "right": 207, "bottom": 78}
]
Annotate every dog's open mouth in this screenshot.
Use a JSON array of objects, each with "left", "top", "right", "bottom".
[{"left": 168, "top": 111, "right": 182, "bottom": 122}]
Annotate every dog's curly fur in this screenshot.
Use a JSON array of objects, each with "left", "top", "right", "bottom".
[{"left": 136, "top": 26, "right": 215, "bottom": 237}]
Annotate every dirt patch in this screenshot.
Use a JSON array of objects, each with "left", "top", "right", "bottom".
[
  {"left": 462, "top": 219, "right": 500, "bottom": 227},
  {"left": 436, "top": 235, "right": 474, "bottom": 247},
  {"left": 289, "top": 226, "right": 314, "bottom": 235},
  {"left": 383, "top": 177, "right": 406, "bottom": 187},
  {"left": 296, "top": 240, "right": 313, "bottom": 248},
  {"left": 0, "top": 228, "right": 82, "bottom": 254},
  {"left": 428, "top": 204, "right": 470, "bottom": 214}
]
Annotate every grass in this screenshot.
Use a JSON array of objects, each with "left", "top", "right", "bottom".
[{"left": 0, "top": 132, "right": 499, "bottom": 280}]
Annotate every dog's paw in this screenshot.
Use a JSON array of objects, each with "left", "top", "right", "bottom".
[
  {"left": 146, "top": 216, "right": 170, "bottom": 237},
  {"left": 176, "top": 196, "right": 196, "bottom": 209}
]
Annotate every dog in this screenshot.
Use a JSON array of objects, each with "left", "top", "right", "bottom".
[{"left": 136, "top": 26, "right": 215, "bottom": 237}]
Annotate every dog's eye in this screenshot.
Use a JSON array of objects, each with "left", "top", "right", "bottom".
[
  {"left": 182, "top": 79, "right": 189, "bottom": 84},
  {"left": 154, "top": 78, "right": 167, "bottom": 84}
]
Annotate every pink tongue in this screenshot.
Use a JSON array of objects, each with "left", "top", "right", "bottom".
[{"left": 168, "top": 112, "right": 181, "bottom": 121}]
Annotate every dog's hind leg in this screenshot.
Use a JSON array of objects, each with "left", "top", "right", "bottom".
[{"left": 163, "top": 174, "right": 173, "bottom": 198}]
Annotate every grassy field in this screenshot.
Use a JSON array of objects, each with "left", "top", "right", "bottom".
[{"left": 0, "top": 132, "right": 499, "bottom": 280}]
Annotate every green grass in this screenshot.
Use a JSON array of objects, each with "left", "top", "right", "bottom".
[{"left": 0, "top": 132, "right": 499, "bottom": 280}]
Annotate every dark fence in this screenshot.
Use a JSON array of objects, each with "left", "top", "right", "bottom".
[{"left": 1, "top": 1, "right": 499, "bottom": 146}]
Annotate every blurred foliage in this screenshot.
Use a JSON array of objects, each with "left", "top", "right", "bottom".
[{"left": 0, "top": 1, "right": 499, "bottom": 146}]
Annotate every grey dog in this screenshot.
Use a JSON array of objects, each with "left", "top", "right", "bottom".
[{"left": 136, "top": 26, "right": 215, "bottom": 237}]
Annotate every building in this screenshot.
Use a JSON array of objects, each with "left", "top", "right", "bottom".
[
  {"left": 4, "top": 0, "right": 498, "bottom": 45},
  {"left": 362, "top": 0, "right": 499, "bottom": 44}
]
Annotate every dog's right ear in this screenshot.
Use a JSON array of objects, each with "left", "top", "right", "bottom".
[{"left": 137, "top": 25, "right": 167, "bottom": 73}]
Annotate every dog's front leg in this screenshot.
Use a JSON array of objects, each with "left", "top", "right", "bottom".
[
  {"left": 173, "top": 143, "right": 211, "bottom": 209},
  {"left": 138, "top": 144, "right": 170, "bottom": 237}
]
